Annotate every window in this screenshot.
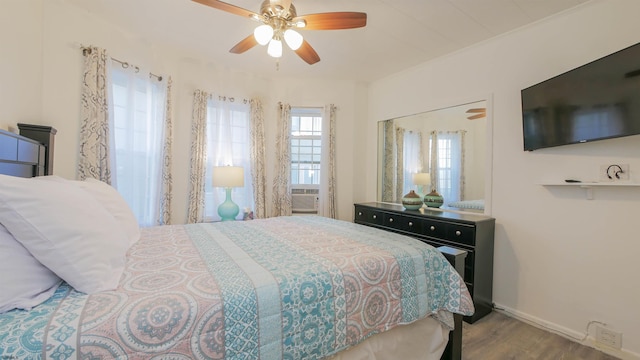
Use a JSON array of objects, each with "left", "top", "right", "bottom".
[
  {"left": 203, "top": 98, "right": 254, "bottom": 221},
  {"left": 290, "top": 107, "right": 322, "bottom": 214},
  {"left": 290, "top": 108, "right": 322, "bottom": 186},
  {"left": 430, "top": 132, "right": 463, "bottom": 203},
  {"left": 111, "top": 65, "right": 167, "bottom": 227}
]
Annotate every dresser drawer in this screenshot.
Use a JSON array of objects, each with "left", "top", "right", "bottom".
[
  {"left": 381, "top": 212, "right": 421, "bottom": 232},
  {"left": 447, "top": 223, "right": 476, "bottom": 246},
  {"left": 355, "top": 207, "right": 383, "bottom": 225},
  {"left": 18, "top": 139, "right": 40, "bottom": 163},
  {"left": 421, "top": 218, "right": 447, "bottom": 239}
]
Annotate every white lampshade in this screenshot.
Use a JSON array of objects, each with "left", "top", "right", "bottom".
[
  {"left": 212, "top": 166, "right": 244, "bottom": 188},
  {"left": 283, "top": 29, "right": 303, "bottom": 50},
  {"left": 267, "top": 39, "right": 283, "bottom": 58},
  {"left": 254, "top": 24, "right": 274, "bottom": 46},
  {"left": 412, "top": 172, "right": 431, "bottom": 185}
]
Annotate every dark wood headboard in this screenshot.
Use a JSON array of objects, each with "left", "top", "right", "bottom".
[
  {"left": 0, "top": 126, "right": 55, "bottom": 178},
  {"left": 18, "top": 123, "right": 57, "bottom": 176}
]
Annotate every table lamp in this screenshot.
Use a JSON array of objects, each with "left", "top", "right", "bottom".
[
  {"left": 212, "top": 166, "right": 244, "bottom": 221},
  {"left": 412, "top": 172, "right": 431, "bottom": 198}
]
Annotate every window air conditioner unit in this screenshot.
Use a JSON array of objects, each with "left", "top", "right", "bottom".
[{"left": 291, "top": 188, "right": 319, "bottom": 213}]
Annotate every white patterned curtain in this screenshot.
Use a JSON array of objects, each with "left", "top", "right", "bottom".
[
  {"left": 159, "top": 77, "right": 174, "bottom": 225},
  {"left": 110, "top": 63, "right": 170, "bottom": 227},
  {"left": 78, "top": 46, "right": 113, "bottom": 183},
  {"left": 250, "top": 98, "right": 267, "bottom": 219},
  {"left": 272, "top": 102, "right": 292, "bottom": 217},
  {"left": 402, "top": 130, "right": 423, "bottom": 196},
  {"left": 186, "top": 90, "right": 209, "bottom": 223},
  {"left": 429, "top": 130, "right": 439, "bottom": 193},
  {"left": 205, "top": 97, "right": 254, "bottom": 222},
  {"left": 395, "top": 126, "right": 405, "bottom": 201},
  {"left": 381, "top": 119, "right": 396, "bottom": 202},
  {"left": 318, "top": 104, "right": 337, "bottom": 219}
]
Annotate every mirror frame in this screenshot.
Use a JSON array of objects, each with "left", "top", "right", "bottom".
[{"left": 376, "top": 94, "right": 494, "bottom": 215}]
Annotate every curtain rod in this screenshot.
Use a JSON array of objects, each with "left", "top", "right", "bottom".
[
  {"left": 279, "top": 104, "right": 338, "bottom": 110},
  {"left": 196, "top": 90, "right": 250, "bottom": 104},
  {"left": 215, "top": 95, "right": 249, "bottom": 104},
  {"left": 205, "top": 93, "right": 248, "bottom": 104},
  {"left": 81, "top": 46, "right": 163, "bottom": 82}
]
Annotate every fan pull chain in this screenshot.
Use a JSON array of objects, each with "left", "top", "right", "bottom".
[{"left": 276, "top": 59, "right": 280, "bottom": 71}]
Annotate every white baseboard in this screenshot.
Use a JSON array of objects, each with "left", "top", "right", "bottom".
[{"left": 493, "top": 304, "right": 640, "bottom": 360}]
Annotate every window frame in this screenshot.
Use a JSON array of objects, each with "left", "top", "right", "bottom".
[{"left": 290, "top": 107, "right": 323, "bottom": 188}]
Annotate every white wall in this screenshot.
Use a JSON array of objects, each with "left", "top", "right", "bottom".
[
  {"left": 5, "top": 0, "right": 639, "bottom": 357},
  {"left": 1, "top": 0, "right": 365, "bottom": 224},
  {"left": 0, "top": 0, "right": 43, "bottom": 131},
  {"left": 366, "top": 0, "right": 640, "bottom": 357}
]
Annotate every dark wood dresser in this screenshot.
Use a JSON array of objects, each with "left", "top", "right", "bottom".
[
  {"left": 354, "top": 202, "right": 495, "bottom": 323},
  {"left": 0, "top": 129, "right": 46, "bottom": 177}
]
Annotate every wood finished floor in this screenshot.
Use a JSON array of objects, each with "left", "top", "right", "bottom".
[{"left": 462, "top": 311, "right": 619, "bottom": 360}]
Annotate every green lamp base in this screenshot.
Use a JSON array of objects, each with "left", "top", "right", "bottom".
[{"left": 217, "top": 188, "right": 239, "bottom": 221}]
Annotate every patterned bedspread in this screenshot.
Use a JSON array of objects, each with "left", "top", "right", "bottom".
[{"left": 0, "top": 216, "right": 473, "bottom": 359}]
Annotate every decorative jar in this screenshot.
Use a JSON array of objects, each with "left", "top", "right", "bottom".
[
  {"left": 424, "top": 189, "right": 444, "bottom": 208},
  {"left": 402, "top": 190, "right": 423, "bottom": 210}
]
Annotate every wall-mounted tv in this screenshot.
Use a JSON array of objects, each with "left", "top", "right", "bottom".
[{"left": 521, "top": 41, "right": 640, "bottom": 151}]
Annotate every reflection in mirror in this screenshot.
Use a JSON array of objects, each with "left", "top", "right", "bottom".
[{"left": 377, "top": 100, "right": 487, "bottom": 213}]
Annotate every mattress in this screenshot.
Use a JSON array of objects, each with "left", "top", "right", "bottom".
[{"left": 0, "top": 216, "right": 473, "bottom": 359}]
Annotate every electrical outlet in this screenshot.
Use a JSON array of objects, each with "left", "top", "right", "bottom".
[
  {"left": 599, "top": 164, "right": 630, "bottom": 182},
  {"left": 595, "top": 325, "right": 622, "bottom": 349}
]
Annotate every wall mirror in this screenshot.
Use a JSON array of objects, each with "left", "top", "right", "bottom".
[{"left": 376, "top": 99, "right": 491, "bottom": 214}]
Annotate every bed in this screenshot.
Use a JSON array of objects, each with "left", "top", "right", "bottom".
[
  {"left": 446, "top": 199, "right": 485, "bottom": 212},
  {"left": 0, "top": 128, "right": 473, "bottom": 359}
]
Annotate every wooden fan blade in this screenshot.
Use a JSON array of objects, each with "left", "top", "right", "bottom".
[
  {"left": 192, "top": 0, "right": 259, "bottom": 19},
  {"left": 293, "top": 12, "right": 367, "bottom": 30},
  {"left": 466, "top": 108, "right": 486, "bottom": 113},
  {"left": 467, "top": 113, "right": 486, "bottom": 120},
  {"left": 295, "top": 40, "right": 320, "bottom": 64},
  {"left": 230, "top": 34, "right": 258, "bottom": 54}
]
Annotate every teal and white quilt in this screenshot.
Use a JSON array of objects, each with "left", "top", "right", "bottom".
[{"left": 0, "top": 216, "right": 473, "bottom": 359}]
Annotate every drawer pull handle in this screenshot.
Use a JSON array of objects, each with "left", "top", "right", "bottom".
[
  {"left": 430, "top": 226, "right": 435, "bottom": 231},
  {"left": 456, "top": 230, "right": 461, "bottom": 236},
  {"left": 408, "top": 222, "right": 413, "bottom": 227},
  {"left": 358, "top": 212, "right": 362, "bottom": 216},
  {"left": 373, "top": 215, "right": 377, "bottom": 219},
  {"left": 389, "top": 218, "right": 394, "bottom": 223}
]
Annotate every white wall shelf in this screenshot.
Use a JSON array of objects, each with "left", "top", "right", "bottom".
[{"left": 540, "top": 182, "right": 640, "bottom": 200}]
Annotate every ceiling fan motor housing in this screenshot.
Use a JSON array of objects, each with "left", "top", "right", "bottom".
[{"left": 260, "top": 0, "right": 296, "bottom": 20}]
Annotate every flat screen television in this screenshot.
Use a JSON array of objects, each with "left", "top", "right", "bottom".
[{"left": 521, "top": 41, "right": 640, "bottom": 151}]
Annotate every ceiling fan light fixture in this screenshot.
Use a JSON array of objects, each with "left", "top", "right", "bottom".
[
  {"left": 192, "top": 0, "right": 367, "bottom": 65},
  {"left": 254, "top": 24, "right": 274, "bottom": 46},
  {"left": 283, "top": 29, "right": 303, "bottom": 50},
  {"left": 267, "top": 38, "right": 283, "bottom": 58}
]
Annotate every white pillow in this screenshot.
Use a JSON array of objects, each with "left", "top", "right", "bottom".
[
  {"left": 0, "top": 224, "right": 61, "bottom": 313},
  {"left": 75, "top": 178, "right": 140, "bottom": 245},
  {"left": 0, "top": 174, "right": 129, "bottom": 294},
  {"left": 32, "top": 176, "right": 140, "bottom": 244}
]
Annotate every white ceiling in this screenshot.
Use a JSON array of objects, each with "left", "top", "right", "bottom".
[{"left": 64, "top": 0, "right": 591, "bottom": 83}]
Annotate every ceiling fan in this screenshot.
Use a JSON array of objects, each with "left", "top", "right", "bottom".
[
  {"left": 466, "top": 108, "right": 486, "bottom": 120},
  {"left": 192, "top": 0, "right": 367, "bottom": 65}
]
